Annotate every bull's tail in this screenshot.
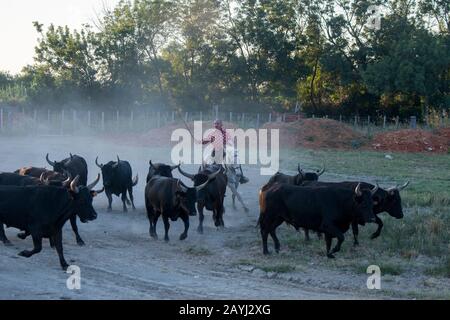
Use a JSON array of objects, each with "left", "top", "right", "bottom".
[{"left": 256, "top": 186, "right": 268, "bottom": 229}]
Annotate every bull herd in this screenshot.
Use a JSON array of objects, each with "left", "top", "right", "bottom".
[{"left": 0, "top": 153, "right": 409, "bottom": 270}]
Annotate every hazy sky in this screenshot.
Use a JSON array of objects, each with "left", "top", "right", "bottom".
[{"left": 0, "top": 0, "right": 120, "bottom": 74}]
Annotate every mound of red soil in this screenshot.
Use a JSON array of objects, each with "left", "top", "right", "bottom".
[
  {"left": 371, "top": 129, "right": 449, "bottom": 153},
  {"left": 263, "top": 118, "right": 366, "bottom": 149}
]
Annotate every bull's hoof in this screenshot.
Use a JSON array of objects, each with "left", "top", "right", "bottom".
[
  {"left": 150, "top": 233, "right": 158, "bottom": 240},
  {"left": 76, "top": 239, "right": 85, "bottom": 246},
  {"left": 370, "top": 233, "right": 380, "bottom": 240},
  {"left": 179, "top": 233, "right": 188, "bottom": 241},
  {"left": 327, "top": 253, "right": 335, "bottom": 259},
  {"left": 317, "top": 232, "right": 323, "bottom": 239},
  {"left": 353, "top": 241, "right": 359, "bottom": 246},
  {"left": 2, "top": 240, "right": 12, "bottom": 247},
  {"left": 61, "top": 263, "right": 69, "bottom": 271},
  {"left": 164, "top": 237, "right": 169, "bottom": 242},
  {"left": 263, "top": 250, "right": 270, "bottom": 255},
  {"left": 275, "top": 248, "right": 280, "bottom": 254},
  {"left": 17, "top": 232, "right": 27, "bottom": 240},
  {"left": 18, "top": 250, "right": 32, "bottom": 258},
  {"left": 197, "top": 227, "right": 203, "bottom": 234}
]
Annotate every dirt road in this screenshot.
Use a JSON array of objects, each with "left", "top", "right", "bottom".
[{"left": 0, "top": 135, "right": 444, "bottom": 300}]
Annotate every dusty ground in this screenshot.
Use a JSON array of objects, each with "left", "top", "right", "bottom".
[{"left": 0, "top": 135, "right": 448, "bottom": 300}]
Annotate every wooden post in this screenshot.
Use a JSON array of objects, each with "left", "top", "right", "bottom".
[
  {"left": 282, "top": 113, "right": 286, "bottom": 122},
  {"left": 242, "top": 113, "right": 246, "bottom": 124},
  {"left": 383, "top": 115, "right": 386, "bottom": 129},
  {"left": 395, "top": 116, "right": 399, "bottom": 129},
  {"left": 410, "top": 116, "right": 417, "bottom": 129},
  {"left": 312, "top": 114, "right": 315, "bottom": 119},
  {"left": 172, "top": 111, "right": 175, "bottom": 122},
  {"left": 256, "top": 113, "right": 260, "bottom": 128},
  {"left": 185, "top": 112, "right": 188, "bottom": 123},
  {"left": 101, "top": 112, "right": 105, "bottom": 131},
  {"left": 0, "top": 108, "right": 3, "bottom": 132},
  {"left": 339, "top": 114, "right": 342, "bottom": 122},
  {"left": 200, "top": 111, "right": 203, "bottom": 121},
  {"left": 268, "top": 113, "right": 272, "bottom": 123},
  {"left": 367, "top": 115, "right": 371, "bottom": 136},
  {"left": 61, "top": 110, "right": 65, "bottom": 135},
  {"left": 130, "top": 111, "right": 134, "bottom": 129},
  {"left": 229, "top": 112, "right": 232, "bottom": 122}
]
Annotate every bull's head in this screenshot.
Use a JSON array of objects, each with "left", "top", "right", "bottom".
[
  {"left": 96, "top": 157, "right": 119, "bottom": 188},
  {"left": 296, "top": 164, "right": 325, "bottom": 184},
  {"left": 46, "top": 153, "right": 66, "bottom": 173},
  {"left": 175, "top": 178, "right": 211, "bottom": 216},
  {"left": 382, "top": 181, "right": 409, "bottom": 219},
  {"left": 68, "top": 174, "right": 103, "bottom": 223},
  {"left": 147, "top": 160, "right": 179, "bottom": 182},
  {"left": 354, "top": 183, "right": 378, "bottom": 224}
]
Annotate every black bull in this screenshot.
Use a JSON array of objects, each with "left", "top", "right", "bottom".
[
  {"left": 46, "top": 153, "right": 89, "bottom": 246},
  {"left": 301, "top": 180, "right": 409, "bottom": 245},
  {"left": 178, "top": 164, "right": 227, "bottom": 233},
  {"left": 145, "top": 176, "right": 212, "bottom": 241},
  {"left": 0, "top": 176, "right": 100, "bottom": 269},
  {"left": 96, "top": 156, "right": 138, "bottom": 212},
  {"left": 259, "top": 183, "right": 378, "bottom": 258}
]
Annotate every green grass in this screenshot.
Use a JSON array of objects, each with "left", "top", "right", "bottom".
[
  {"left": 425, "top": 257, "right": 450, "bottom": 278},
  {"left": 184, "top": 246, "right": 213, "bottom": 256}
]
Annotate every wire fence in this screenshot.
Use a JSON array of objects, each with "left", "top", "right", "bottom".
[{"left": 0, "top": 107, "right": 449, "bottom": 136}]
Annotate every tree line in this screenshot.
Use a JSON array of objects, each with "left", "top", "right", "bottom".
[{"left": 0, "top": 0, "right": 449, "bottom": 120}]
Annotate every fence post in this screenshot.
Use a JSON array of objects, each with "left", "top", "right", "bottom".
[
  {"left": 130, "top": 111, "right": 134, "bottom": 129},
  {"left": 87, "top": 111, "right": 91, "bottom": 128},
  {"left": 367, "top": 115, "right": 371, "bottom": 136},
  {"left": 339, "top": 115, "right": 342, "bottom": 122},
  {"left": 354, "top": 115, "right": 357, "bottom": 127},
  {"left": 256, "top": 113, "right": 260, "bottom": 128},
  {"left": 200, "top": 111, "right": 203, "bottom": 121},
  {"left": 282, "top": 113, "right": 286, "bottom": 122},
  {"left": 410, "top": 116, "right": 417, "bottom": 129},
  {"left": 242, "top": 113, "right": 246, "bottom": 124},
  {"left": 101, "top": 112, "right": 105, "bottom": 131},
  {"left": 268, "top": 113, "right": 272, "bottom": 123},
  {"left": 229, "top": 112, "right": 232, "bottom": 123},
  {"left": 312, "top": 114, "right": 315, "bottom": 119},
  {"left": 395, "top": 116, "right": 399, "bottom": 129},
  {"left": 73, "top": 110, "right": 77, "bottom": 133},
  {"left": 0, "top": 108, "right": 3, "bottom": 132},
  {"left": 185, "top": 112, "right": 188, "bottom": 123},
  {"left": 383, "top": 115, "right": 386, "bottom": 129},
  {"left": 60, "top": 110, "right": 65, "bottom": 135}
]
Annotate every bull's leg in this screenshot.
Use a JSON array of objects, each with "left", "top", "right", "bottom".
[
  {"left": 54, "top": 229, "right": 69, "bottom": 270},
  {"left": 18, "top": 234, "right": 42, "bottom": 258},
  {"left": 128, "top": 187, "right": 136, "bottom": 211},
  {"left": 162, "top": 215, "right": 170, "bottom": 242},
  {"left": 106, "top": 191, "right": 113, "bottom": 212},
  {"left": 261, "top": 227, "right": 270, "bottom": 255},
  {"left": 351, "top": 221, "right": 359, "bottom": 246},
  {"left": 197, "top": 203, "right": 205, "bottom": 234},
  {"left": 121, "top": 192, "right": 128, "bottom": 212},
  {"left": 324, "top": 234, "right": 334, "bottom": 258},
  {"left": 269, "top": 217, "right": 284, "bottom": 253},
  {"left": 49, "top": 236, "right": 55, "bottom": 249},
  {"left": 179, "top": 215, "right": 189, "bottom": 241},
  {"left": 303, "top": 228, "right": 311, "bottom": 241},
  {"left": 0, "top": 224, "right": 12, "bottom": 246},
  {"left": 150, "top": 214, "right": 160, "bottom": 239},
  {"left": 370, "top": 216, "right": 383, "bottom": 240},
  {"left": 70, "top": 215, "right": 85, "bottom": 246}
]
